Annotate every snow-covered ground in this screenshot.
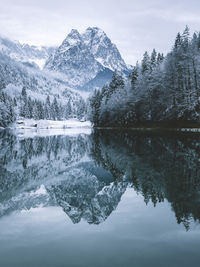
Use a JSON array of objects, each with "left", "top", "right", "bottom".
[{"left": 12, "top": 119, "right": 92, "bottom": 137}]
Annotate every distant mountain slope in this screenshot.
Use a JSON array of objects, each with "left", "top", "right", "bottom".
[
  {"left": 0, "top": 36, "right": 55, "bottom": 69},
  {"left": 45, "top": 27, "right": 131, "bottom": 91}
]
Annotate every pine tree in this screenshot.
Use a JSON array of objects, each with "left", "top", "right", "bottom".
[
  {"left": 32, "top": 101, "right": 39, "bottom": 120},
  {"left": 182, "top": 25, "right": 190, "bottom": 49},
  {"left": 174, "top": 32, "right": 182, "bottom": 49},
  {"left": 157, "top": 53, "right": 164, "bottom": 65},
  {"left": 129, "top": 63, "right": 139, "bottom": 88},
  {"left": 51, "top": 97, "right": 60, "bottom": 120},
  {"left": 110, "top": 71, "right": 125, "bottom": 89},
  {"left": 21, "top": 86, "right": 27, "bottom": 102},
  {"left": 24, "top": 101, "right": 31, "bottom": 118},
  {"left": 141, "top": 51, "right": 151, "bottom": 74},
  {"left": 65, "top": 101, "right": 72, "bottom": 119},
  {"left": 150, "top": 49, "right": 157, "bottom": 70},
  {"left": 77, "top": 98, "right": 86, "bottom": 120},
  {"left": 27, "top": 97, "right": 33, "bottom": 118},
  {"left": 45, "top": 95, "right": 51, "bottom": 119},
  {"left": 0, "top": 92, "right": 16, "bottom": 127},
  {"left": 13, "top": 97, "right": 17, "bottom": 106},
  {"left": 90, "top": 89, "right": 102, "bottom": 125},
  {"left": 90, "top": 28, "right": 200, "bottom": 126},
  {"left": 37, "top": 101, "right": 44, "bottom": 119}
]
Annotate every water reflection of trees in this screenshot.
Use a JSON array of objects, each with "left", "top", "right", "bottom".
[
  {"left": 91, "top": 130, "right": 200, "bottom": 230},
  {"left": 1, "top": 130, "right": 200, "bottom": 229},
  {"left": 0, "top": 132, "right": 89, "bottom": 202}
]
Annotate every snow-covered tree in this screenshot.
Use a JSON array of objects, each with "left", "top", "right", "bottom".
[{"left": 90, "top": 27, "right": 200, "bottom": 127}]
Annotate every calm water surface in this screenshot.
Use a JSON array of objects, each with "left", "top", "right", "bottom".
[{"left": 0, "top": 130, "right": 200, "bottom": 267}]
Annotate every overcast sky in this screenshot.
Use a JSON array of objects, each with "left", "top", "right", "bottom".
[{"left": 0, "top": 0, "right": 200, "bottom": 64}]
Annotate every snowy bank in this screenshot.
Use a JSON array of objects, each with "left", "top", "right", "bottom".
[
  {"left": 13, "top": 119, "right": 91, "bottom": 129},
  {"left": 12, "top": 119, "right": 92, "bottom": 137}
]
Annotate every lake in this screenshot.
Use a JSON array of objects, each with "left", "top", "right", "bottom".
[{"left": 0, "top": 129, "right": 200, "bottom": 267}]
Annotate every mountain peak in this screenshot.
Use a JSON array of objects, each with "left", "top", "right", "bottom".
[
  {"left": 83, "top": 27, "right": 106, "bottom": 43},
  {"left": 68, "top": 29, "right": 81, "bottom": 38},
  {"left": 82, "top": 27, "right": 127, "bottom": 72},
  {"left": 58, "top": 29, "right": 82, "bottom": 53},
  {"left": 85, "top": 27, "right": 105, "bottom": 34}
]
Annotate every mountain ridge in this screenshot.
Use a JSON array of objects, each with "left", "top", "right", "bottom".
[{"left": 0, "top": 36, "right": 56, "bottom": 69}]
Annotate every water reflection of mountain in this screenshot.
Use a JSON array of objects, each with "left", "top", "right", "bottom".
[
  {"left": 0, "top": 130, "right": 200, "bottom": 229},
  {"left": 0, "top": 131, "right": 128, "bottom": 224}
]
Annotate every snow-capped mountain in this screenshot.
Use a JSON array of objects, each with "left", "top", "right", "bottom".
[
  {"left": 45, "top": 27, "right": 131, "bottom": 91},
  {"left": 0, "top": 36, "right": 55, "bottom": 69},
  {"left": 45, "top": 29, "right": 102, "bottom": 87},
  {"left": 0, "top": 28, "right": 130, "bottom": 92}
]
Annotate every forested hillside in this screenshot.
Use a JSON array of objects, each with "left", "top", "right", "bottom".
[
  {"left": 0, "top": 53, "right": 87, "bottom": 127},
  {"left": 90, "top": 27, "right": 200, "bottom": 127}
]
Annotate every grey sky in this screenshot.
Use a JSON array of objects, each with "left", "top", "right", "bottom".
[{"left": 0, "top": 0, "right": 200, "bottom": 64}]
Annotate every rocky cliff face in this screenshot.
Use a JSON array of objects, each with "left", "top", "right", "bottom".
[{"left": 82, "top": 27, "right": 127, "bottom": 72}]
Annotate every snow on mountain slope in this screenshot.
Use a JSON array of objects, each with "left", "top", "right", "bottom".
[
  {"left": 0, "top": 52, "right": 86, "bottom": 117},
  {"left": 45, "top": 29, "right": 103, "bottom": 87},
  {"left": 44, "top": 27, "right": 131, "bottom": 91},
  {"left": 0, "top": 36, "right": 55, "bottom": 69},
  {"left": 82, "top": 27, "right": 128, "bottom": 72},
  {"left": 0, "top": 28, "right": 131, "bottom": 93}
]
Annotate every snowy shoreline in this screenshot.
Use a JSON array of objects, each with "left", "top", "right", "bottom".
[
  {"left": 13, "top": 119, "right": 92, "bottom": 130},
  {"left": 9, "top": 119, "right": 92, "bottom": 137},
  {"left": 1, "top": 119, "right": 200, "bottom": 137}
]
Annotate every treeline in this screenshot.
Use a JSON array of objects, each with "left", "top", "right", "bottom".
[
  {"left": 0, "top": 86, "right": 86, "bottom": 128},
  {"left": 90, "top": 27, "right": 200, "bottom": 127},
  {"left": 0, "top": 91, "right": 16, "bottom": 127},
  {"left": 19, "top": 87, "right": 86, "bottom": 121},
  {"left": 0, "top": 51, "right": 87, "bottom": 128}
]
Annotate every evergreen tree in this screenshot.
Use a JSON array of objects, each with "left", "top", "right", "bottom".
[
  {"left": 110, "top": 71, "right": 125, "bottom": 89},
  {"left": 129, "top": 63, "right": 139, "bottom": 88},
  {"left": 32, "top": 101, "right": 40, "bottom": 120},
  {"left": 174, "top": 32, "right": 182, "bottom": 49},
  {"left": 45, "top": 95, "right": 51, "bottom": 119},
  {"left": 90, "top": 28, "right": 200, "bottom": 127},
  {"left": 77, "top": 98, "right": 86, "bottom": 120},
  {"left": 21, "top": 86, "right": 27, "bottom": 102},
  {"left": 51, "top": 97, "right": 60, "bottom": 120},
  {"left": 141, "top": 51, "right": 151, "bottom": 74},
  {"left": 65, "top": 101, "right": 72, "bottom": 119},
  {"left": 0, "top": 91, "right": 16, "bottom": 127},
  {"left": 150, "top": 49, "right": 157, "bottom": 70},
  {"left": 182, "top": 25, "right": 190, "bottom": 49},
  {"left": 36, "top": 101, "right": 45, "bottom": 119},
  {"left": 157, "top": 53, "right": 164, "bottom": 65}
]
